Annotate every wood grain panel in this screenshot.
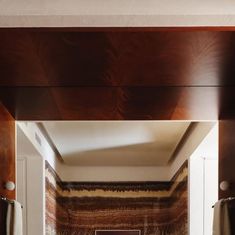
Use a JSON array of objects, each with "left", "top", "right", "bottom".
[
  {"left": 0, "top": 88, "right": 61, "bottom": 120},
  {"left": 0, "top": 28, "right": 235, "bottom": 217},
  {"left": 0, "top": 30, "right": 234, "bottom": 87},
  {"left": 219, "top": 121, "right": 235, "bottom": 233},
  {"left": 0, "top": 29, "right": 235, "bottom": 121},
  {"left": 0, "top": 103, "right": 15, "bottom": 199},
  {"left": 0, "top": 87, "right": 219, "bottom": 120},
  {"left": 219, "top": 121, "right": 235, "bottom": 198},
  {"left": 0, "top": 103, "right": 15, "bottom": 234}
]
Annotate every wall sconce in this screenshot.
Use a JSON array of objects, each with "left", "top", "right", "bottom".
[
  {"left": 5, "top": 181, "right": 15, "bottom": 191},
  {"left": 220, "top": 181, "right": 230, "bottom": 191}
]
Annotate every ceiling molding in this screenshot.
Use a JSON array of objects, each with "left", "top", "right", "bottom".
[
  {"left": 36, "top": 122, "right": 64, "bottom": 163},
  {"left": 168, "top": 122, "right": 197, "bottom": 164}
]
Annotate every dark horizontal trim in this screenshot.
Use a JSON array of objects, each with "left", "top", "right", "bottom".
[
  {"left": 60, "top": 181, "right": 171, "bottom": 192},
  {"left": 56, "top": 196, "right": 172, "bottom": 210},
  {"left": 1, "top": 85, "right": 235, "bottom": 88},
  {"left": 1, "top": 26, "right": 235, "bottom": 32}
]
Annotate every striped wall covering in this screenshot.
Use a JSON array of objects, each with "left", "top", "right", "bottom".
[{"left": 45, "top": 162, "right": 188, "bottom": 235}]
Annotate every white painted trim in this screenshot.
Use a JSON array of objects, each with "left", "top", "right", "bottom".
[
  {"left": 16, "top": 156, "right": 28, "bottom": 235},
  {"left": 17, "top": 154, "right": 45, "bottom": 235},
  {"left": 42, "top": 159, "right": 46, "bottom": 235}
]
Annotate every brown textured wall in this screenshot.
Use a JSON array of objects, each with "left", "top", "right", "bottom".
[{"left": 45, "top": 161, "right": 188, "bottom": 235}]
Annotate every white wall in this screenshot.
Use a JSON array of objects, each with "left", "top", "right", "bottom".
[
  {"left": 17, "top": 157, "right": 27, "bottom": 235},
  {"left": 61, "top": 165, "right": 170, "bottom": 182},
  {"left": 17, "top": 155, "right": 45, "bottom": 235},
  {"left": 189, "top": 123, "right": 218, "bottom": 235},
  {"left": 204, "top": 158, "right": 218, "bottom": 235},
  {"left": 16, "top": 127, "right": 45, "bottom": 235},
  {"left": 189, "top": 154, "right": 204, "bottom": 235},
  {"left": 17, "top": 122, "right": 64, "bottom": 177}
]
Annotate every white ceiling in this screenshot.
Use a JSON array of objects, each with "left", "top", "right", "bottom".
[
  {"left": 1, "top": 0, "right": 234, "bottom": 15},
  {"left": 42, "top": 121, "right": 190, "bottom": 166},
  {"left": 1, "top": 0, "right": 235, "bottom": 27}
]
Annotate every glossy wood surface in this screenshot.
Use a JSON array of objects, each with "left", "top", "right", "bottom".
[
  {"left": 0, "top": 87, "right": 220, "bottom": 120},
  {"left": 0, "top": 103, "right": 15, "bottom": 233},
  {"left": 219, "top": 121, "right": 235, "bottom": 233},
  {"left": 0, "top": 29, "right": 235, "bottom": 119},
  {"left": 0, "top": 103, "right": 15, "bottom": 199},
  {"left": 1, "top": 27, "right": 235, "bottom": 232},
  {"left": 0, "top": 30, "right": 234, "bottom": 87},
  {"left": 219, "top": 121, "right": 235, "bottom": 198},
  {"left": 0, "top": 28, "right": 235, "bottom": 195}
]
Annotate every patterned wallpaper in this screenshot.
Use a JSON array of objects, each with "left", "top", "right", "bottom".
[{"left": 45, "top": 161, "right": 188, "bottom": 235}]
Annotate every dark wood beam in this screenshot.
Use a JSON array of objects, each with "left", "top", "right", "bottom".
[
  {"left": 0, "top": 31, "right": 234, "bottom": 87},
  {"left": 0, "top": 87, "right": 221, "bottom": 120}
]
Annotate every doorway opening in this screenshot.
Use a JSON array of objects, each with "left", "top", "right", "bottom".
[{"left": 16, "top": 121, "right": 218, "bottom": 235}]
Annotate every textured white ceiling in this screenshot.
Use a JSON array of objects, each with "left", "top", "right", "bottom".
[
  {"left": 43, "top": 121, "right": 190, "bottom": 166},
  {"left": 0, "top": 0, "right": 235, "bottom": 27},
  {"left": 1, "top": 0, "right": 234, "bottom": 15}
]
